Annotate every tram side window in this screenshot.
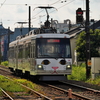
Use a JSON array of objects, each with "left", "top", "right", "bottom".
[
  {"left": 30, "top": 40, "right": 35, "bottom": 58},
  {"left": 33, "top": 41, "right": 35, "bottom": 57},
  {"left": 66, "top": 45, "right": 71, "bottom": 57},
  {"left": 25, "top": 43, "right": 30, "bottom": 58},
  {"left": 9, "top": 47, "right": 14, "bottom": 58},
  {"left": 18, "top": 45, "right": 23, "bottom": 58}
]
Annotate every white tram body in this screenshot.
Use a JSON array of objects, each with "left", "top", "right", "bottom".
[{"left": 8, "top": 31, "right": 72, "bottom": 81}]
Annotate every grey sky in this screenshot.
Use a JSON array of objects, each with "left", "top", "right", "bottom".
[{"left": 0, "top": 0, "right": 99, "bottom": 31}]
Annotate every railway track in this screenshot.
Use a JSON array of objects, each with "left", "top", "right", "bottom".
[
  {"left": 0, "top": 66, "right": 52, "bottom": 99},
  {"left": 0, "top": 74, "right": 71, "bottom": 100},
  {"left": 0, "top": 66, "right": 13, "bottom": 76},
  {"left": 0, "top": 87, "right": 14, "bottom": 100},
  {"left": 61, "top": 81, "right": 100, "bottom": 100},
  {"left": 45, "top": 81, "right": 100, "bottom": 100},
  {"left": 62, "top": 81, "right": 100, "bottom": 94},
  {"left": 0, "top": 65, "right": 100, "bottom": 99},
  {"left": 39, "top": 82, "right": 93, "bottom": 100},
  {"left": 0, "top": 74, "right": 52, "bottom": 100}
]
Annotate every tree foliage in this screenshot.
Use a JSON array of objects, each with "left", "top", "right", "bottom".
[{"left": 76, "top": 29, "right": 100, "bottom": 61}]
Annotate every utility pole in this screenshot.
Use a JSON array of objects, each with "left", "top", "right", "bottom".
[
  {"left": 0, "top": 34, "right": 2, "bottom": 64},
  {"left": 8, "top": 27, "right": 10, "bottom": 51},
  {"left": 7, "top": 27, "right": 10, "bottom": 61},
  {"left": 29, "top": 6, "right": 31, "bottom": 32},
  {"left": 85, "top": 0, "right": 91, "bottom": 79}
]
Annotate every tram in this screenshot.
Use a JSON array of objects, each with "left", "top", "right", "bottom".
[{"left": 8, "top": 6, "right": 72, "bottom": 81}]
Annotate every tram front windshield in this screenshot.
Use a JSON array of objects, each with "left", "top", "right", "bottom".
[{"left": 37, "top": 38, "right": 71, "bottom": 58}]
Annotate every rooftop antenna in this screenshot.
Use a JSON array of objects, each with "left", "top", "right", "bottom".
[{"left": 35, "top": 6, "right": 57, "bottom": 28}]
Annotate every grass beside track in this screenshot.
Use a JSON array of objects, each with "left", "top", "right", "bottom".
[
  {"left": 0, "top": 75, "right": 25, "bottom": 92},
  {"left": 0, "top": 75, "right": 42, "bottom": 94},
  {"left": 68, "top": 63, "right": 100, "bottom": 87},
  {"left": 0, "top": 61, "right": 100, "bottom": 92}
]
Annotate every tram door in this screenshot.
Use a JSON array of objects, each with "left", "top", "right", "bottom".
[
  {"left": 22, "top": 41, "right": 26, "bottom": 70},
  {"left": 30, "top": 39, "right": 36, "bottom": 71},
  {"left": 14, "top": 43, "right": 18, "bottom": 70}
]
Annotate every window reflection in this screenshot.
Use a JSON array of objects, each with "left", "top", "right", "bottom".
[{"left": 37, "top": 38, "right": 71, "bottom": 58}]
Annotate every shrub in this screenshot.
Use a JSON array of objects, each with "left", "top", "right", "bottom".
[
  {"left": 86, "top": 76, "right": 100, "bottom": 86},
  {"left": 1, "top": 61, "right": 8, "bottom": 66},
  {"left": 68, "top": 64, "right": 86, "bottom": 81},
  {"left": 0, "top": 75, "right": 25, "bottom": 92}
]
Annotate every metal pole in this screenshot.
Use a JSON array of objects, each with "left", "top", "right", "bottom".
[
  {"left": 0, "top": 36, "right": 1, "bottom": 64},
  {"left": 85, "top": 0, "right": 91, "bottom": 79},
  {"left": 8, "top": 27, "right": 10, "bottom": 51},
  {"left": 29, "top": 6, "right": 31, "bottom": 32}
]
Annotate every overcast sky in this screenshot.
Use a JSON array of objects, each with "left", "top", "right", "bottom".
[{"left": 0, "top": 0, "right": 100, "bottom": 31}]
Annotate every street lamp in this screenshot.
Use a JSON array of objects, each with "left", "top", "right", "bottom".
[{"left": 17, "top": 22, "right": 28, "bottom": 35}]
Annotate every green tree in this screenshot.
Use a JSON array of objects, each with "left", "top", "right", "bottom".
[{"left": 76, "top": 29, "right": 100, "bottom": 61}]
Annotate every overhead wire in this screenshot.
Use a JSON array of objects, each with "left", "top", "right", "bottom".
[
  {"left": 0, "top": 0, "right": 6, "bottom": 8},
  {"left": 31, "top": 0, "right": 63, "bottom": 21},
  {"left": 32, "top": 0, "right": 61, "bottom": 19},
  {"left": 50, "top": 0, "right": 61, "bottom": 6},
  {"left": 32, "top": 0, "right": 75, "bottom": 23},
  {"left": 32, "top": 10, "right": 44, "bottom": 19},
  {"left": 0, "top": 0, "right": 75, "bottom": 26},
  {"left": 57, "top": 0, "right": 75, "bottom": 9},
  {"left": 3, "top": 4, "right": 48, "bottom": 6}
]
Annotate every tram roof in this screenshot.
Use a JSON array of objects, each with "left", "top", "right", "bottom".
[
  {"left": 35, "top": 33, "right": 70, "bottom": 38},
  {"left": 9, "top": 33, "right": 70, "bottom": 47}
]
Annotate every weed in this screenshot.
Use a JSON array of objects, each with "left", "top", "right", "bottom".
[
  {"left": 68, "top": 64, "right": 100, "bottom": 86},
  {"left": 86, "top": 76, "right": 100, "bottom": 86},
  {"left": 14, "top": 79, "right": 41, "bottom": 91},
  {"left": 68, "top": 64, "right": 86, "bottom": 81},
  {"left": 1, "top": 61, "right": 8, "bottom": 66},
  {"left": 0, "top": 75, "right": 25, "bottom": 92}
]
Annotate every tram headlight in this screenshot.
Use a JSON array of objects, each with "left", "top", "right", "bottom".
[
  {"left": 37, "top": 65, "right": 43, "bottom": 70},
  {"left": 66, "top": 65, "right": 71, "bottom": 69}
]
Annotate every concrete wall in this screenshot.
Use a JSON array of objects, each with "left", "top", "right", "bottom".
[{"left": 91, "top": 57, "right": 100, "bottom": 79}]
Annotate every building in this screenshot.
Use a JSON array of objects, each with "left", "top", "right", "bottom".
[
  {"left": 0, "top": 23, "right": 13, "bottom": 61},
  {"left": 65, "top": 20, "right": 100, "bottom": 64},
  {"left": 10, "top": 27, "right": 38, "bottom": 42},
  {"left": 0, "top": 23, "right": 38, "bottom": 61},
  {"left": 51, "top": 19, "right": 72, "bottom": 33}
]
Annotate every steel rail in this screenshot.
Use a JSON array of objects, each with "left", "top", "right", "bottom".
[
  {"left": 17, "top": 82, "right": 52, "bottom": 100},
  {"left": 0, "top": 67, "right": 94, "bottom": 100},
  {"left": 42, "top": 82, "right": 93, "bottom": 100},
  {"left": 0, "top": 87, "right": 14, "bottom": 100},
  {"left": 61, "top": 81, "right": 100, "bottom": 94},
  {"left": 0, "top": 74, "right": 52, "bottom": 100}
]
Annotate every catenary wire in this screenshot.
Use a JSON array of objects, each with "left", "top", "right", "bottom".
[
  {"left": 32, "top": 0, "right": 75, "bottom": 23},
  {"left": 0, "top": 0, "right": 6, "bottom": 8}
]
